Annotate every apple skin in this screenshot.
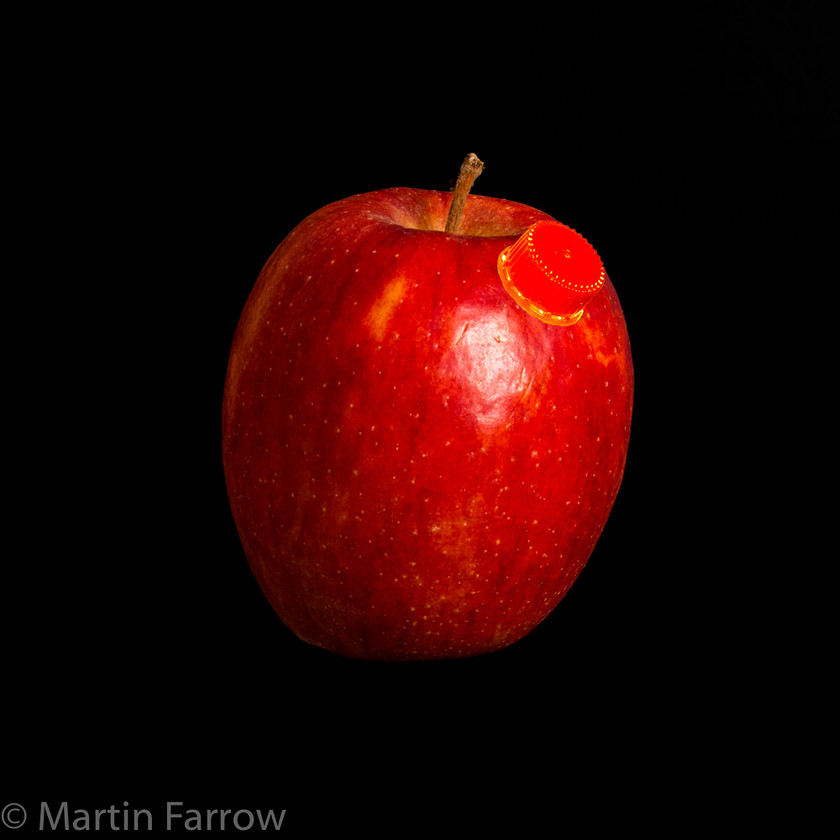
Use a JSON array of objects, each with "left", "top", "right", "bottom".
[{"left": 222, "top": 187, "right": 633, "bottom": 660}]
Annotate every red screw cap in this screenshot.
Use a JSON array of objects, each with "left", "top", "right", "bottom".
[{"left": 497, "top": 220, "right": 605, "bottom": 325}]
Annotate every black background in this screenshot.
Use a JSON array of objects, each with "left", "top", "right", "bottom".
[{"left": 5, "top": 2, "right": 833, "bottom": 835}]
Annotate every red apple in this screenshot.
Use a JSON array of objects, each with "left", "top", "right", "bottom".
[{"left": 222, "top": 177, "right": 633, "bottom": 660}]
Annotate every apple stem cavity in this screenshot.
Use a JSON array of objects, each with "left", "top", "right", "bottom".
[{"left": 444, "top": 153, "right": 485, "bottom": 234}]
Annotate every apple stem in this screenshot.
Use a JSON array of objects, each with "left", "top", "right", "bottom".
[{"left": 444, "top": 153, "right": 485, "bottom": 234}]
